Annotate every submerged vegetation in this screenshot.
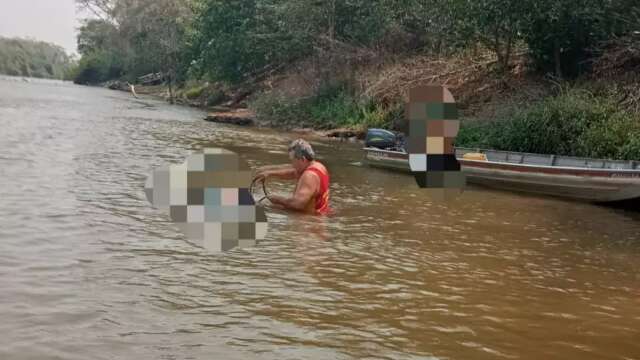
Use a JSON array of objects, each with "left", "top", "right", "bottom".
[
  {"left": 0, "top": 37, "right": 73, "bottom": 80},
  {"left": 69, "top": 0, "right": 640, "bottom": 158}
]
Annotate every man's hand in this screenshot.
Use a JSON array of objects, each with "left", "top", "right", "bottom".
[{"left": 253, "top": 169, "right": 270, "bottom": 183}]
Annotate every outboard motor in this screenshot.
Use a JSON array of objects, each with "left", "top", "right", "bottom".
[
  {"left": 365, "top": 128, "right": 406, "bottom": 152},
  {"left": 365, "top": 128, "right": 397, "bottom": 150}
]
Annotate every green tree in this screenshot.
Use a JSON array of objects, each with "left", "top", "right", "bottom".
[
  {"left": 113, "top": 0, "right": 192, "bottom": 100},
  {"left": 456, "top": 0, "right": 527, "bottom": 72},
  {"left": 187, "top": 0, "right": 302, "bottom": 82},
  {"left": 74, "top": 0, "right": 191, "bottom": 91},
  {"left": 77, "top": 19, "right": 118, "bottom": 56},
  {"left": 0, "top": 37, "right": 72, "bottom": 79},
  {"left": 521, "top": 0, "right": 636, "bottom": 78}
]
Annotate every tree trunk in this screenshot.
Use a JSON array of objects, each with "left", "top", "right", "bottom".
[
  {"left": 503, "top": 33, "right": 513, "bottom": 72},
  {"left": 554, "top": 38, "right": 563, "bottom": 78},
  {"left": 167, "top": 75, "right": 174, "bottom": 104},
  {"left": 493, "top": 26, "right": 505, "bottom": 73},
  {"left": 494, "top": 44, "right": 504, "bottom": 73},
  {"left": 329, "top": 0, "right": 335, "bottom": 43}
]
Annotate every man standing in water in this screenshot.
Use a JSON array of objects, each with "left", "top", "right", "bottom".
[{"left": 253, "top": 139, "right": 330, "bottom": 215}]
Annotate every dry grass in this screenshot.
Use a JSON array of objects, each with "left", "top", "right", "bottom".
[{"left": 357, "top": 48, "right": 551, "bottom": 121}]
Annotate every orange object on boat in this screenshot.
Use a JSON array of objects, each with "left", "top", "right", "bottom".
[{"left": 462, "top": 153, "right": 487, "bottom": 161}]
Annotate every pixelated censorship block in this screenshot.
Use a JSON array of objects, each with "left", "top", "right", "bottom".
[
  {"left": 170, "top": 205, "right": 187, "bottom": 222},
  {"left": 444, "top": 137, "right": 455, "bottom": 154},
  {"left": 408, "top": 102, "right": 428, "bottom": 121},
  {"left": 426, "top": 172, "right": 445, "bottom": 187},
  {"left": 427, "top": 120, "right": 445, "bottom": 137},
  {"left": 426, "top": 137, "right": 445, "bottom": 154},
  {"left": 443, "top": 120, "right": 460, "bottom": 137},
  {"left": 187, "top": 188, "right": 204, "bottom": 205},
  {"left": 145, "top": 148, "right": 268, "bottom": 253},
  {"left": 413, "top": 170, "right": 466, "bottom": 189},
  {"left": 187, "top": 205, "right": 205, "bottom": 222},
  {"left": 406, "top": 85, "right": 465, "bottom": 191},
  {"left": 444, "top": 103, "right": 458, "bottom": 119},
  {"left": 409, "top": 154, "right": 427, "bottom": 172},
  {"left": 426, "top": 103, "right": 445, "bottom": 119},
  {"left": 443, "top": 171, "right": 466, "bottom": 188},
  {"left": 187, "top": 153, "right": 205, "bottom": 171},
  {"left": 426, "top": 103, "right": 458, "bottom": 120},
  {"left": 443, "top": 88, "right": 455, "bottom": 103},
  {"left": 413, "top": 171, "right": 457, "bottom": 188},
  {"left": 409, "top": 86, "right": 445, "bottom": 102},
  {"left": 205, "top": 153, "right": 251, "bottom": 172},
  {"left": 409, "top": 117, "right": 427, "bottom": 138},
  {"left": 221, "top": 188, "right": 239, "bottom": 206},
  {"left": 413, "top": 171, "right": 466, "bottom": 189},
  {"left": 407, "top": 133, "right": 426, "bottom": 154},
  {"left": 187, "top": 170, "right": 253, "bottom": 188},
  {"left": 426, "top": 154, "right": 461, "bottom": 171},
  {"left": 412, "top": 172, "right": 427, "bottom": 188}
]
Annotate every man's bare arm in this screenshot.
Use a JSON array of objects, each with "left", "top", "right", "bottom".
[
  {"left": 269, "top": 171, "right": 318, "bottom": 211},
  {"left": 254, "top": 164, "right": 297, "bottom": 181}
]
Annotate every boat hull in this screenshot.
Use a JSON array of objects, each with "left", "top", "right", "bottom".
[{"left": 363, "top": 147, "right": 640, "bottom": 203}]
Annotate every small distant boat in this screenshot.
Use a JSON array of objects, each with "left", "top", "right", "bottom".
[
  {"left": 137, "top": 72, "right": 165, "bottom": 86},
  {"left": 362, "top": 130, "right": 640, "bottom": 203}
]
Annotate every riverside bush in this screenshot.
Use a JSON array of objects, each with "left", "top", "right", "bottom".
[
  {"left": 252, "top": 84, "right": 364, "bottom": 129},
  {"left": 251, "top": 84, "right": 401, "bottom": 130},
  {"left": 184, "top": 84, "right": 207, "bottom": 99},
  {"left": 457, "top": 89, "right": 640, "bottom": 160},
  {"left": 72, "top": 50, "right": 124, "bottom": 85}
]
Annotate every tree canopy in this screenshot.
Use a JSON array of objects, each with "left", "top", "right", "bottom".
[
  {"left": 72, "top": 0, "right": 190, "bottom": 88},
  {"left": 72, "top": 0, "right": 640, "bottom": 84},
  {"left": 0, "top": 37, "right": 73, "bottom": 80}
]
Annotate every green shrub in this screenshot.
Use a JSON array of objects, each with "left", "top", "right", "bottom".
[
  {"left": 251, "top": 84, "right": 363, "bottom": 129},
  {"left": 578, "top": 112, "right": 640, "bottom": 159},
  {"left": 205, "top": 89, "right": 228, "bottom": 106},
  {"left": 456, "top": 89, "right": 640, "bottom": 160},
  {"left": 358, "top": 104, "right": 388, "bottom": 129},
  {"left": 184, "top": 84, "right": 206, "bottom": 99},
  {"left": 250, "top": 92, "right": 310, "bottom": 127},
  {"left": 493, "top": 90, "right": 611, "bottom": 154},
  {"left": 72, "top": 50, "right": 123, "bottom": 84},
  {"left": 456, "top": 121, "right": 493, "bottom": 149},
  {"left": 250, "top": 83, "right": 409, "bottom": 130},
  {"left": 307, "top": 85, "right": 361, "bottom": 128},
  {"left": 618, "top": 136, "right": 640, "bottom": 161}
]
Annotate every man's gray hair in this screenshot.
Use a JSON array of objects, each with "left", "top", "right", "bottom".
[{"left": 288, "top": 139, "right": 315, "bottom": 161}]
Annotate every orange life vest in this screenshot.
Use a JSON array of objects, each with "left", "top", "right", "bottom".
[{"left": 303, "top": 162, "right": 330, "bottom": 215}]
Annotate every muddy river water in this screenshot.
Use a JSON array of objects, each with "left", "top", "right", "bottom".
[{"left": 1, "top": 76, "right": 639, "bottom": 360}]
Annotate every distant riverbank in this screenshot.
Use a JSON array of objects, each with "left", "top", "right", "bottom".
[{"left": 0, "top": 37, "right": 73, "bottom": 80}]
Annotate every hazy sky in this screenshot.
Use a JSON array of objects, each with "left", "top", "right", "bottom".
[{"left": 0, "top": 0, "right": 83, "bottom": 55}]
